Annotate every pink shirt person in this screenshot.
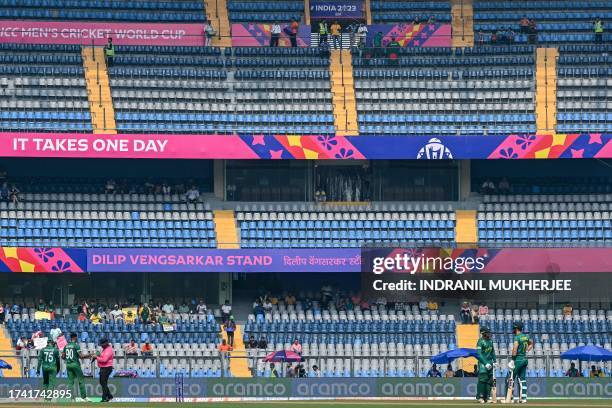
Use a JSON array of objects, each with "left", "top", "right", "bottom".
[
  {"left": 290, "top": 339, "right": 302, "bottom": 355},
  {"left": 96, "top": 343, "right": 114, "bottom": 368}
]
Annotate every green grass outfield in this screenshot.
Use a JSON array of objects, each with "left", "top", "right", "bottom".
[{"left": 3, "top": 400, "right": 611, "bottom": 408}]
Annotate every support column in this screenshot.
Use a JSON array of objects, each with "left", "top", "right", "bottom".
[{"left": 214, "top": 160, "right": 225, "bottom": 200}]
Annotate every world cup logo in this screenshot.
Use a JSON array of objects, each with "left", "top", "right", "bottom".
[{"left": 417, "top": 138, "right": 453, "bottom": 159}]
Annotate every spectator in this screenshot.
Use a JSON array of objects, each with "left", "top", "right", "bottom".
[
  {"left": 269, "top": 363, "right": 279, "bottom": 378},
  {"left": 357, "top": 23, "right": 368, "bottom": 47},
  {"left": 285, "top": 364, "right": 295, "bottom": 378},
  {"left": 204, "top": 20, "right": 216, "bottom": 46},
  {"left": 161, "top": 182, "right": 171, "bottom": 195},
  {"left": 444, "top": 364, "right": 455, "bottom": 378},
  {"left": 221, "top": 300, "right": 232, "bottom": 322},
  {"left": 270, "top": 22, "right": 281, "bottom": 47},
  {"left": 481, "top": 179, "right": 495, "bottom": 194},
  {"left": 196, "top": 299, "right": 207, "bottom": 314},
  {"left": 124, "top": 339, "right": 138, "bottom": 356},
  {"left": 262, "top": 298, "right": 272, "bottom": 312},
  {"left": 141, "top": 341, "right": 154, "bottom": 356},
  {"left": 359, "top": 299, "right": 370, "bottom": 311},
  {"left": 428, "top": 16, "right": 436, "bottom": 25},
  {"left": 9, "top": 185, "right": 19, "bottom": 204},
  {"left": 161, "top": 300, "right": 174, "bottom": 317},
  {"left": 105, "top": 179, "right": 116, "bottom": 194},
  {"left": 589, "top": 365, "right": 604, "bottom": 378},
  {"left": 427, "top": 300, "right": 438, "bottom": 311},
  {"left": 478, "top": 303, "right": 489, "bottom": 316},
  {"left": 565, "top": 362, "right": 581, "bottom": 377},
  {"left": 498, "top": 177, "right": 510, "bottom": 193},
  {"left": 139, "top": 303, "right": 151, "bottom": 323},
  {"left": 346, "top": 23, "right": 356, "bottom": 48},
  {"left": 289, "top": 18, "right": 299, "bottom": 48},
  {"left": 285, "top": 293, "right": 296, "bottom": 305},
  {"left": 593, "top": 18, "right": 604, "bottom": 43},
  {"left": 427, "top": 363, "right": 441, "bottom": 377},
  {"left": 290, "top": 339, "right": 302, "bottom": 355},
  {"left": 104, "top": 38, "right": 115, "bottom": 67},
  {"left": 10, "top": 303, "right": 20, "bottom": 317},
  {"left": 219, "top": 339, "right": 231, "bottom": 353},
  {"left": 528, "top": 19, "right": 537, "bottom": 44},
  {"left": 0, "top": 182, "right": 8, "bottom": 201},
  {"left": 185, "top": 185, "right": 200, "bottom": 203},
  {"left": 412, "top": 16, "right": 420, "bottom": 25},
  {"left": 253, "top": 302, "right": 265, "bottom": 321},
  {"left": 563, "top": 303, "right": 573, "bottom": 317},
  {"left": 520, "top": 16, "right": 530, "bottom": 33},
  {"left": 16, "top": 336, "right": 28, "bottom": 355},
  {"left": 247, "top": 335, "right": 258, "bottom": 349},
  {"left": 477, "top": 30, "right": 485, "bottom": 46},
  {"left": 90, "top": 310, "right": 103, "bottom": 325},
  {"left": 0, "top": 302, "right": 4, "bottom": 325},
  {"left": 331, "top": 21, "right": 342, "bottom": 49},
  {"left": 178, "top": 302, "right": 190, "bottom": 314},
  {"left": 78, "top": 312, "right": 87, "bottom": 322},
  {"left": 296, "top": 364, "right": 306, "bottom": 378},
  {"left": 460, "top": 302, "right": 471, "bottom": 324},
  {"left": 470, "top": 305, "right": 479, "bottom": 324},
  {"left": 318, "top": 21, "right": 329, "bottom": 45},
  {"left": 258, "top": 336, "right": 268, "bottom": 349},
  {"left": 311, "top": 365, "right": 321, "bottom": 377},
  {"left": 373, "top": 31, "right": 383, "bottom": 57},
  {"left": 97, "top": 307, "right": 107, "bottom": 321},
  {"left": 49, "top": 323, "right": 62, "bottom": 342},
  {"left": 110, "top": 305, "right": 124, "bottom": 322},
  {"left": 225, "top": 317, "right": 236, "bottom": 347},
  {"left": 419, "top": 298, "right": 428, "bottom": 311},
  {"left": 386, "top": 36, "right": 401, "bottom": 65}
]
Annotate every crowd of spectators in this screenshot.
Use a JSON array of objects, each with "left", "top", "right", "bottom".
[
  {"left": 460, "top": 301, "right": 488, "bottom": 325},
  {"left": 104, "top": 178, "right": 202, "bottom": 203}
]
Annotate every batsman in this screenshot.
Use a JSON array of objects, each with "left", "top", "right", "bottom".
[
  {"left": 63, "top": 332, "right": 91, "bottom": 402},
  {"left": 511, "top": 321, "right": 533, "bottom": 403},
  {"left": 476, "top": 326, "right": 496, "bottom": 403}
]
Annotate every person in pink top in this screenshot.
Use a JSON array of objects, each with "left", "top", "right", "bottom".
[
  {"left": 93, "top": 338, "right": 114, "bottom": 402},
  {"left": 290, "top": 338, "right": 302, "bottom": 355}
]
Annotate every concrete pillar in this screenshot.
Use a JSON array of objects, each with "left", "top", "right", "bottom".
[
  {"left": 218, "top": 272, "right": 232, "bottom": 305},
  {"left": 458, "top": 160, "right": 471, "bottom": 200},
  {"left": 214, "top": 159, "right": 225, "bottom": 200}
]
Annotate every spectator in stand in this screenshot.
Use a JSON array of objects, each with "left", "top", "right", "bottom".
[
  {"left": 221, "top": 300, "right": 232, "bottom": 323},
  {"left": 178, "top": 301, "right": 190, "bottom": 314},
  {"left": 0, "top": 182, "right": 8, "bottom": 202},
  {"left": 386, "top": 36, "right": 401, "bottom": 65},
  {"left": 105, "top": 179, "right": 116, "bottom": 194},
  {"left": 290, "top": 339, "right": 302, "bottom": 355},
  {"left": 528, "top": 19, "right": 538, "bottom": 44},
  {"left": 428, "top": 300, "right": 438, "bottom": 311},
  {"left": 262, "top": 297, "right": 272, "bottom": 312},
  {"left": 359, "top": 298, "right": 371, "bottom": 311},
  {"left": 428, "top": 16, "right": 436, "bottom": 25},
  {"left": 110, "top": 305, "right": 124, "bottom": 322},
  {"left": 258, "top": 336, "right": 268, "bottom": 349},
  {"left": 590, "top": 365, "right": 604, "bottom": 378},
  {"left": 460, "top": 302, "right": 471, "bottom": 324},
  {"left": 270, "top": 22, "right": 281, "bottom": 47},
  {"left": 318, "top": 21, "right": 329, "bottom": 45},
  {"left": 78, "top": 312, "right": 87, "bottom": 322},
  {"left": 481, "top": 178, "right": 495, "bottom": 194},
  {"left": 9, "top": 184, "right": 19, "bottom": 204},
  {"left": 444, "top": 364, "right": 455, "bottom": 378},
  {"left": 373, "top": 31, "right": 383, "bottom": 58},
  {"left": 269, "top": 363, "right": 279, "bottom": 378},
  {"left": 312, "top": 365, "right": 321, "bottom": 377},
  {"left": 225, "top": 317, "right": 237, "bottom": 347},
  {"left": 90, "top": 310, "right": 103, "bottom": 325},
  {"left": 161, "top": 300, "right": 174, "bottom": 317},
  {"left": 161, "top": 182, "right": 171, "bottom": 195},
  {"left": 289, "top": 18, "right": 299, "bottom": 48},
  {"left": 204, "top": 19, "right": 216, "bottom": 46},
  {"left": 498, "top": 177, "right": 510, "bottom": 194},
  {"left": 478, "top": 303, "right": 489, "bottom": 317},
  {"left": 412, "top": 16, "right": 420, "bottom": 25},
  {"left": 97, "top": 306, "right": 107, "bottom": 321},
  {"left": 477, "top": 30, "right": 485, "bottom": 46},
  {"left": 219, "top": 339, "right": 231, "bottom": 353},
  {"left": 253, "top": 302, "right": 265, "bottom": 321},
  {"left": 427, "top": 363, "right": 442, "bottom": 377},
  {"left": 49, "top": 323, "right": 62, "bottom": 342},
  {"left": 470, "top": 305, "right": 479, "bottom": 324},
  {"left": 331, "top": 21, "right": 342, "bottom": 49},
  {"left": 16, "top": 336, "right": 28, "bottom": 355},
  {"left": 247, "top": 335, "right": 258, "bottom": 349},
  {"left": 185, "top": 185, "right": 200, "bottom": 203},
  {"left": 563, "top": 303, "right": 573, "bottom": 317},
  {"left": 196, "top": 299, "right": 207, "bottom": 315},
  {"left": 140, "top": 302, "right": 151, "bottom": 323},
  {"left": 124, "top": 339, "right": 138, "bottom": 356},
  {"left": 285, "top": 364, "right": 295, "bottom": 378},
  {"left": 141, "top": 341, "right": 154, "bottom": 356},
  {"left": 593, "top": 18, "right": 604, "bottom": 43},
  {"left": 565, "top": 362, "right": 581, "bottom": 377},
  {"left": 103, "top": 38, "right": 115, "bottom": 67},
  {"left": 0, "top": 302, "right": 4, "bottom": 325},
  {"left": 419, "top": 298, "right": 428, "bottom": 311},
  {"left": 10, "top": 303, "right": 20, "bottom": 318},
  {"left": 520, "top": 16, "right": 530, "bottom": 33},
  {"left": 285, "top": 293, "right": 296, "bottom": 306},
  {"left": 357, "top": 23, "right": 368, "bottom": 47}
]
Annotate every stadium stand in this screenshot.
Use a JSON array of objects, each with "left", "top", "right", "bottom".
[
  {"left": 0, "top": 0, "right": 206, "bottom": 22},
  {"left": 0, "top": 43, "right": 91, "bottom": 133},
  {"left": 236, "top": 202, "right": 456, "bottom": 248},
  {"left": 556, "top": 44, "right": 612, "bottom": 133},
  {"left": 370, "top": 1, "right": 451, "bottom": 24},
  {"left": 473, "top": 0, "right": 612, "bottom": 44},
  {"left": 110, "top": 46, "right": 335, "bottom": 134},
  {"left": 227, "top": 0, "right": 304, "bottom": 23},
  {"left": 353, "top": 45, "right": 536, "bottom": 135}
]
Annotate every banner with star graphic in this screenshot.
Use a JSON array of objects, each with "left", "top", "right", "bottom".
[
  {"left": 366, "top": 23, "right": 452, "bottom": 47},
  {"left": 0, "top": 132, "right": 609, "bottom": 160}
]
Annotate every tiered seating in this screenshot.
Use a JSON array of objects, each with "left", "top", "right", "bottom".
[
  {"left": 473, "top": 0, "right": 612, "bottom": 44},
  {"left": 6, "top": 315, "right": 223, "bottom": 378},
  {"left": 227, "top": 0, "right": 303, "bottom": 23},
  {"left": 477, "top": 194, "right": 611, "bottom": 245},
  {"left": 0, "top": 190, "right": 217, "bottom": 247},
  {"left": 0, "top": 43, "right": 91, "bottom": 133},
  {"left": 237, "top": 202, "right": 456, "bottom": 248},
  {"left": 556, "top": 44, "right": 612, "bottom": 133},
  {"left": 371, "top": 0, "right": 451, "bottom": 23},
  {"left": 353, "top": 46, "right": 536, "bottom": 135},
  {"left": 480, "top": 304, "right": 611, "bottom": 378},
  {"left": 245, "top": 302, "right": 456, "bottom": 377},
  {"left": 0, "top": 0, "right": 205, "bottom": 22},
  {"left": 110, "top": 46, "right": 334, "bottom": 134}
]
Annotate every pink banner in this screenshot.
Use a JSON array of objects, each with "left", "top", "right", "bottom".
[
  {"left": 0, "top": 20, "right": 205, "bottom": 46},
  {"left": 0, "top": 132, "right": 259, "bottom": 159}
]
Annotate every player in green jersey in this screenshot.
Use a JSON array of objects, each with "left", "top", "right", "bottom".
[
  {"left": 511, "top": 321, "right": 533, "bottom": 404},
  {"left": 62, "top": 332, "right": 91, "bottom": 402},
  {"left": 476, "top": 326, "right": 496, "bottom": 403},
  {"left": 37, "top": 339, "right": 60, "bottom": 401}
]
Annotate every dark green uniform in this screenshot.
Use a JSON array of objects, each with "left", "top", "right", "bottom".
[
  {"left": 64, "top": 342, "right": 87, "bottom": 399},
  {"left": 513, "top": 333, "right": 531, "bottom": 402},
  {"left": 37, "top": 344, "right": 60, "bottom": 395},
  {"left": 476, "top": 337, "right": 496, "bottom": 401}
]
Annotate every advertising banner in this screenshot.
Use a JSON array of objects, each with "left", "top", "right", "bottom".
[
  {"left": 231, "top": 23, "right": 311, "bottom": 47},
  {"left": 310, "top": 0, "right": 365, "bottom": 20},
  {"left": 0, "top": 20, "right": 205, "bottom": 46},
  {"left": 1, "top": 133, "right": 610, "bottom": 160},
  {"left": 366, "top": 23, "right": 451, "bottom": 47}
]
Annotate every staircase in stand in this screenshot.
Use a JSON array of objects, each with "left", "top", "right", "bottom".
[
  {"left": 330, "top": 50, "right": 359, "bottom": 135},
  {"left": 204, "top": 0, "right": 232, "bottom": 47},
  {"left": 451, "top": 0, "right": 474, "bottom": 47},
  {"left": 213, "top": 210, "right": 240, "bottom": 249},
  {"left": 81, "top": 47, "right": 116, "bottom": 134},
  {"left": 0, "top": 327, "right": 22, "bottom": 377},
  {"left": 536, "top": 47, "right": 559, "bottom": 134}
]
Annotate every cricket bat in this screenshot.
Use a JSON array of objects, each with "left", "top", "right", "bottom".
[
  {"left": 505, "top": 369, "right": 514, "bottom": 403},
  {"left": 491, "top": 377, "right": 497, "bottom": 403}
]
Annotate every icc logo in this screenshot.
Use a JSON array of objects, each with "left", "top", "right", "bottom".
[{"left": 417, "top": 138, "right": 453, "bottom": 159}]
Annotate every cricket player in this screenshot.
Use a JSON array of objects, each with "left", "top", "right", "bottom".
[
  {"left": 63, "top": 332, "right": 90, "bottom": 402},
  {"left": 37, "top": 338, "right": 60, "bottom": 401},
  {"left": 476, "top": 326, "right": 496, "bottom": 403},
  {"left": 511, "top": 321, "right": 533, "bottom": 403}
]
